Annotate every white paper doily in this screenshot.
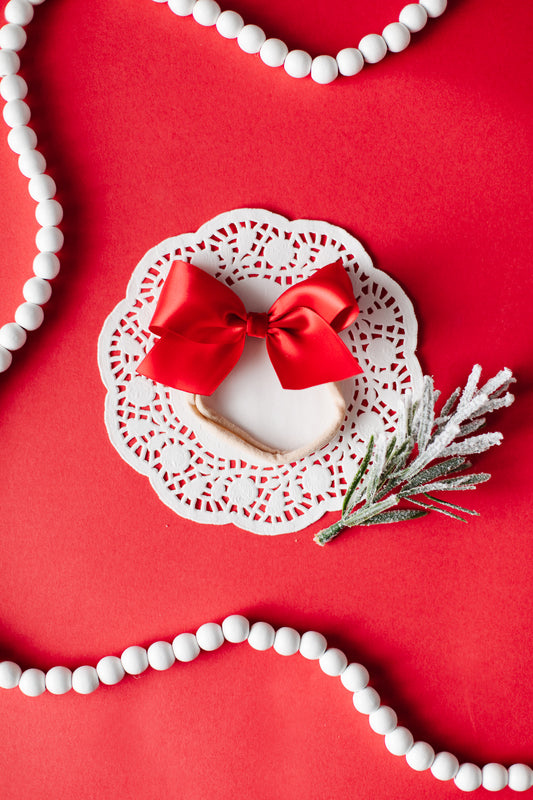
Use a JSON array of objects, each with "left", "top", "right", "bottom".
[{"left": 98, "top": 209, "right": 422, "bottom": 534}]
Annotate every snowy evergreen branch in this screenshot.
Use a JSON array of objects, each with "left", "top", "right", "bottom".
[{"left": 314, "top": 366, "right": 514, "bottom": 546}]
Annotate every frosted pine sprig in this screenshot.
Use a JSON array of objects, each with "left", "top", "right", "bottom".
[{"left": 314, "top": 366, "right": 515, "bottom": 546}]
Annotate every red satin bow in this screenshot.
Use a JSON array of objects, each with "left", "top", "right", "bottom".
[{"left": 136, "top": 259, "right": 362, "bottom": 394}]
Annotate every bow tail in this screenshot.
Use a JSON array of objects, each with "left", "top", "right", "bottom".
[
  {"left": 137, "top": 332, "right": 244, "bottom": 395},
  {"left": 267, "top": 313, "right": 363, "bottom": 390}
]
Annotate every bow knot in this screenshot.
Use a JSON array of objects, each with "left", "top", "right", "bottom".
[
  {"left": 246, "top": 311, "right": 269, "bottom": 339},
  {"left": 137, "top": 259, "right": 362, "bottom": 395}
]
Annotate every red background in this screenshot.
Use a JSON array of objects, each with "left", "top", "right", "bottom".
[{"left": 0, "top": 1, "right": 532, "bottom": 797}]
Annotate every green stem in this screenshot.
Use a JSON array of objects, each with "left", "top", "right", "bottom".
[{"left": 313, "top": 519, "right": 347, "bottom": 546}]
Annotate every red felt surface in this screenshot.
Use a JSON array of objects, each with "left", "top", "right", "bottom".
[{"left": 0, "top": 1, "right": 532, "bottom": 797}]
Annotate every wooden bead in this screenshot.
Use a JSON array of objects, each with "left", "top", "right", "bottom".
[
  {"left": 431, "top": 751, "right": 459, "bottom": 781},
  {"left": 35, "top": 199, "right": 63, "bottom": 227},
  {"left": 353, "top": 686, "right": 380, "bottom": 714},
  {"left": 0, "top": 73, "right": 27, "bottom": 100},
  {"left": 508, "top": 764, "right": 533, "bottom": 792},
  {"left": 260, "top": 38, "right": 288, "bottom": 68},
  {"left": 0, "top": 322, "right": 26, "bottom": 350},
  {"left": 45, "top": 666, "right": 72, "bottom": 695},
  {"left": 284, "top": 50, "right": 311, "bottom": 79},
  {"left": 33, "top": 252, "right": 60, "bottom": 278},
  {"left": 399, "top": 3, "right": 428, "bottom": 32},
  {"left": 368, "top": 705, "right": 397, "bottom": 734},
  {"left": 192, "top": 0, "right": 220, "bottom": 27},
  {"left": 319, "top": 647, "right": 348, "bottom": 677},
  {"left": 222, "top": 614, "right": 250, "bottom": 643},
  {"left": 4, "top": 0, "right": 34, "bottom": 26},
  {"left": 299, "top": 631, "right": 327, "bottom": 660},
  {"left": 273, "top": 627, "right": 300, "bottom": 656},
  {"left": 336, "top": 48, "right": 364, "bottom": 77},
  {"left": 23, "top": 276, "right": 51, "bottom": 304},
  {"left": 35, "top": 226, "right": 63, "bottom": 253},
  {"left": 147, "top": 641, "right": 176, "bottom": 670},
  {"left": 248, "top": 621, "right": 275, "bottom": 651},
  {"left": 18, "top": 668, "right": 45, "bottom": 697},
  {"left": 172, "top": 632, "right": 200, "bottom": 662},
  {"left": 454, "top": 763, "right": 482, "bottom": 792},
  {"left": 19, "top": 150, "right": 47, "bottom": 178},
  {"left": 382, "top": 22, "right": 411, "bottom": 53},
  {"left": 419, "top": 0, "right": 447, "bottom": 18},
  {"left": 14, "top": 301, "right": 44, "bottom": 330},
  {"left": 96, "top": 655, "right": 125, "bottom": 685},
  {"left": 3, "top": 98, "right": 30, "bottom": 127},
  {"left": 72, "top": 665, "right": 99, "bottom": 694},
  {"left": 311, "top": 55, "right": 338, "bottom": 85},
  {"left": 0, "top": 23, "right": 27, "bottom": 50},
  {"left": 358, "top": 34, "right": 387, "bottom": 64},
  {"left": 121, "top": 645, "right": 148, "bottom": 675},
  {"left": 406, "top": 741, "right": 435, "bottom": 771},
  {"left": 28, "top": 173, "right": 56, "bottom": 201},
  {"left": 384, "top": 726, "right": 413, "bottom": 756},
  {"left": 0, "top": 660, "right": 21, "bottom": 689},
  {"left": 237, "top": 24, "right": 265, "bottom": 54},
  {"left": 340, "top": 662, "right": 369, "bottom": 692},
  {"left": 215, "top": 10, "right": 243, "bottom": 39},
  {"left": 482, "top": 764, "right": 508, "bottom": 792},
  {"left": 7, "top": 124, "right": 36, "bottom": 153},
  {"left": 196, "top": 622, "right": 224, "bottom": 651}
]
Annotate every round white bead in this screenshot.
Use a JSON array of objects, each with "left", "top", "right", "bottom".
[
  {"left": 29, "top": 173, "right": 56, "bottom": 201},
  {"left": 35, "top": 226, "right": 63, "bottom": 253},
  {"left": 319, "top": 647, "right": 348, "bottom": 677},
  {"left": 222, "top": 614, "right": 249, "bottom": 643},
  {"left": 215, "top": 10, "right": 243, "bottom": 39},
  {"left": 340, "top": 662, "right": 369, "bottom": 692},
  {"left": 384, "top": 726, "right": 414, "bottom": 756},
  {"left": 284, "top": 49, "right": 311, "bottom": 79},
  {"left": 419, "top": 0, "right": 447, "bottom": 18},
  {"left": 353, "top": 686, "right": 380, "bottom": 714},
  {"left": 192, "top": 0, "right": 220, "bottom": 27},
  {"left": 248, "top": 621, "right": 275, "bottom": 651},
  {"left": 72, "top": 665, "right": 99, "bottom": 694},
  {"left": 399, "top": 3, "right": 428, "bottom": 32},
  {"left": 237, "top": 24, "right": 265, "bottom": 55},
  {"left": 168, "top": 0, "right": 195, "bottom": 15},
  {"left": 273, "top": 627, "right": 300, "bottom": 656},
  {"left": 7, "top": 124, "right": 36, "bottom": 153},
  {"left": 4, "top": 0, "right": 34, "bottom": 26},
  {"left": 508, "top": 764, "right": 533, "bottom": 792},
  {"left": 382, "top": 22, "right": 411, "bottom": 53},
  {"left": 299, "top": 631, "right": 327, "bottom": 660},
  {"left": 19, "top": 150, "right": 47, "bottom": 178},
  {"left": 406, "top": 741, "right": 435, "bottom": 771},
  {"left": 3, "top": 98, "right": 30, "bottom": 127},
  {"left": 23, "top": 276, "right": 51, "bottom": 304},
  {"left": 0, "top": 660, "right": 21, "bottom": 689},
  {"left": 33, "top": 251, "right": 60, "bottom": 278},
  {"left": 96, "top": 655, "right": 125, "bottom": 685},
  {"left": 0, "top": 23, "right": 27, "bottom": 50},
  {"left": 368, "top": 705, "right": 397, "bottom": 735},
  {"left": 358, "top": 34, "right": 387, "bottom": 64},
  {"left": 431, "top": 751, "right": 459, "bottom": 781},
  {"left": 0, "top": 322, "right": 26, "bottom": 350},
  {"left": 311, "top": 55, "right": 338, "bottom": 85},
  {"left": 336, "top": 47, "right": 364, "bottom": 77},
  {"left": 28, "top": 0, "right": 47, "bottom": 5},
  {"left": 121, "top": 645, "right": 148, "bottom": 675},
  {"left": 0, "top": 73, "right": 27, "bottom": 100},
  {"left": 147, "top": 641, "right": 175, "bottom": 671},
  {"left": 0, "top": 345, "right": 13, "bottom": 371},
  {"left": 196, "top": 622, "right": 224, "bottom": 651},
  {"left": 0, "top": 48, "right": 20, "bottom": 75},
  {"left": 18, "top": 668, "right": 45, "bottom": 697},
  {"left": 260, "top": 38, "right": 288, "bottom": 68},
  {"left": 45, "top": 666, "right": 72, "bottom": 695},
  {"left": 482, "top": 763, "right": 508, "bottom": 792},
  {"left": 35, "top": 199, "right": 63, "bottom": 227},
  {"left": 15, "top": 301, "right": 44, "bottom": 330},
  {"left": 454, "top": 763, "right": 483, "bottom": 792},
  {"left": 172, "top": 632, "right": 201, "bottom": 662}
]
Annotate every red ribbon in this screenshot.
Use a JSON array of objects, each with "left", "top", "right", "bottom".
[{"left": 136, "top": 259, "right": 362, "bottom": 394}]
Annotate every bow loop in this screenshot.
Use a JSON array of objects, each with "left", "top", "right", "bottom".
[{"left": 137, "top": 260, "right": 362, "bottom": 394}]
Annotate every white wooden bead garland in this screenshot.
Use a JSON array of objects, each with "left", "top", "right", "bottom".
[
  {"left": 0, "top": 0, "right": 448, "bottom": 376},
  {"left": 0, "top": 0, "right": 62, "bottom": 374},
  {"left": 159, "top": 0, "right": 447, "bottom": 83},
  {"left": 1, "top": 615, "right": 531, "bottom": 794}
]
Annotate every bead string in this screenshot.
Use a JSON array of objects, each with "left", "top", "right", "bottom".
[
  {"left": 1, "top": 614, "right": 531, "bottom": 793},
  {"left": 156, "top": 0, "right": 448, "bottom": 84}
]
